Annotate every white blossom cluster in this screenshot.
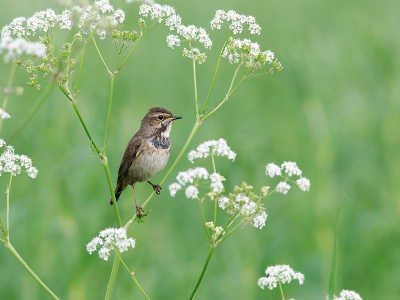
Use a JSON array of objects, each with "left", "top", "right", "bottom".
[
  {"left": 0, "top": 139, "right": 38, "bottom": 178},
  {"left": 87, "top": 227, "right": 136, "bottom": 261},
  {"left": 333, "top": 290, "right": 363, "bottom": 300},
  {"left": 0, "top": 36, "right": 46, "bottom": 63},
  {"left": 0, "top": 108, "right": 11, "bottom": 119},
  {"left": 169, "top": 167, "right": 225, "bottom": 199},
  {"left": 1, "top": 0, "right": 125, "bottom": 40},
  {"left": 218, "top": 183, "right": 267, "bottom": 229},
  {"left": 258, "top": 264, "right": 305, "bottom": 290},
  {"left": 210, "top": 9, "right": 262, "bottom": 35},
  {"left": 265, "top": 162, "right": 310, "bottom": 194},
  {"left": 138, "top": 4, "right": 212, "bottom": 60},
  {"left": 222, "top": 37, "right": 275, "bottom": 70},
  {"left": 187, "top": 138, "right": 236, "bottom": 163},
  {"left": 205, "top": 221, "right": 225, "bottom": 241}
]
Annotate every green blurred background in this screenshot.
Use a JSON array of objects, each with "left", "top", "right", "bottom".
[{"left": 1, "top": 0, "right": 399, "bottom": 299}]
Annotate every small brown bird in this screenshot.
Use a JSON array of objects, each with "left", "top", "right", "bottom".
[{"left": 110, "top": 107, "right": 182, "bottom": 217}]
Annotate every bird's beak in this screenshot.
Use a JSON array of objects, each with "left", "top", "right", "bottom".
[{"left": 168, "top": 115, "right": 182, "bottom": 121}]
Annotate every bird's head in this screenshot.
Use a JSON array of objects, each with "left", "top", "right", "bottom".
[{"left": 141, "top": 107, "right": 182, "bottom": 137}]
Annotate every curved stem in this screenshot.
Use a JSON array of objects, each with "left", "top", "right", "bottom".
[
  {"left": 105, "top": 255, "right": 120, "bottom": 300},
  {"left": 74, "top": 37, "right": 88, "bottom": 95},
  {"left": 7, "top": 83, "right": 54, "bottom": 143},
  {"left": 103, "top": 76, "right": 115, "bottom": 155},
  {"left": 103, "top": 158, "right": 122, "bottom": 227},
  {"left": 189, "top": 246, "right": 215, "bottom": 299},
  {"left": 6, "top": 243, "right": 60, "bottom": 299}
]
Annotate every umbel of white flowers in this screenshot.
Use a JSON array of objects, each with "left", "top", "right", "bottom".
[
  {"left": 0, "top": 139, "right": 38, "bottom": 178},
  {"left": 87, "top": 228, "right": 136, "bottom": 261},
  {"left": 258, "top": 264, "right": 305, "bottom": 290}
]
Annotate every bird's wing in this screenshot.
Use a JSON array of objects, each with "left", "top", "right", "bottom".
[{"left": 116, "top": 134, "right": 145, "bottom": 183}]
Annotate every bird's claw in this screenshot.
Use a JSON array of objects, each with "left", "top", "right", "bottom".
[{"left": 136, "top": 205, "right": 144, "bottom": 218}]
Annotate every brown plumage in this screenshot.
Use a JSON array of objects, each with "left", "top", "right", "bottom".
[{"left": 110, "top": 107, "right": 181, "bottom": 217}]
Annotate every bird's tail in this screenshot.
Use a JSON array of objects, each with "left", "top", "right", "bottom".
[{"left": 110, "top": 183, "right": 124, "bottom": 205}]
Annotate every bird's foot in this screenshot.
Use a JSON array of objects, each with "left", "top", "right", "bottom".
[
  {"left": 136, "top": 205, "right": 144, "bottom": 218},
  {"left": 148, "top": 181, "right": 162, "bottom": 195}
]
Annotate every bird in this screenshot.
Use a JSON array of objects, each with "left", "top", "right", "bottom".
[{"left": 110, "top": 107, "right": 182, "bottom": 217}]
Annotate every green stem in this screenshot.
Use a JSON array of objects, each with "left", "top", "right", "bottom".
[
  {"left": 0, "top": 64, "right": 16, "bottom": 132},
  {"left": 6, "top": 243, "right": 59, "bottom": 299},
  {"left": 103, "top": 76, "right": 115, "bottom": 154},
  {"left": 6, "top": 174, "right": 12, "bottom": 237},
  {"left": 7, "top": 83, "right": 54, "bottom": 143},
  {"left": 201, "top": 66, "right": 244, "bottom": 122},
  {"left": 213, "top": 196, "right": 217, "bottom": 227},
  {"left": 103, "top": 158, "right": 122, "bottom": 227},
  {"left": 74, "top": 37, "right": 88, "bottom": 95},
  {"left": 105, "top": 255, "right": 120, "bottom": 300},
  {"left": 199, "top": 200, "right": 211, "bottom": 241},
  {"left": 138, "top": 120, "right": 202, "bottom": 212},
  {"left": 114, "top": 250, "right": 150, "bottom": 300},
  {"left": 192, "top": 57, "right": 199, "bottom": 117},
  {"left": 216, "top": 219, "right": 243, "bottom": 245},
  {"left": 61, "top": 88, "right": 122, "bottom": 227},
  {"left": 117, "top": 21, "right": 157, "bottom": 72},
  {"left": 278, "top": 280, "right": 285, "bottom": 300},
  {"left": 202, "top": 32, "right": 232, "bottom": 113},
  {"left": 189, "top": 246, "right": 215, "bottom": 299},
  {"left": 92, "top": 36, "right": 110, "bottom": 74}
]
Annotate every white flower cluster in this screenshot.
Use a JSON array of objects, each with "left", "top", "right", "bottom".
[
  {"left": 169, "top": 167, "right": 225, "bottom": 199},
  {"left": 205, "top": 221, "right": 225, "bottom": 241},
  {"left": 187, "top": 138, "right": 236, "bottom": 163},
  {"left": 210, "top": 10, "right": 262, "bottom": 35},
  {"left": 222, "top": 37, "right": 275, "bottom": 69},
  {"left": 139, "top": 4, "right": 212, "bottom": 60},
  {"left": 1, "top": 0, "right": 125, "bottom": 40},
  {"left": 0, "top": 139, "right": 38, "bottom": 178},
  {"left": 265, "top": 162, "right": 310, "bottom": 194},
  {"left": 0, "top": 108, "right": 11, "bottom": 119},
  {"left": 258, "top": 264, "right": 305, "bottom": 290},
  {"left": 0, "top": 36, "right": 46, "bottom": 63},
  {"left": 87, "top": 227, "right": 136, "bottom": 261},
  {"left": 333, "top": 290, "right": 363, "bottom": 300},
  {"left": 218, "top": 192, "right": 267, "bottom": 229}
]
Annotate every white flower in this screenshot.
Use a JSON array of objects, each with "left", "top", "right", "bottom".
[
  {"left": 0, "top": 36, "right": 46, "bottom": 63},
  {"left": 265, "top": 163, "right": 281, "bottom": 178},
  {"left": 296, "top": 177, "right": 310, "bottom": 191},
  {"left": 334, "top": 289, "right": 363, "bottom": 300},
  {"left": 0, "top": 108, "right": 11, "bottom": 119},
  {"left": 205, "top": 221, "right": 214, "bottom": 228},
  {"left": 176, "top": 167, "right": 209, "bottom": 186},
  {"left": 87, "top": 227, "right": 136, "bottom": 261},
  {"left": 210, "top": 172, "right": 224, "bottom": 193},
  {"left": 252, "top": 211, "right": 268, "bottom": 229},
  {"left": 212, "top": 226, "right": 225, "bottom": 240},
  {"left": 240, "top": 201, "right": 256, "bottom": 216},
  {"left": 281, "top": 161, "right": 302, "bottom": 176},
  {"left": 168, "top": 182, "right": 182, "bottom": 197},
  {"left": 185, "top": 185, "right": 199, "bottom": 199},
  {"left": 188, "top": 138, "right": 236, "bottom": 163},
  {"left": 258, "top": 276, "right": 277, "bottom": 290},
  {"left": 218, "top": 196, "right": 229, "bottom": 210},
  {"left": 210, "top": 9, "right": 261, "bottom": 35},
  {"left": 258, "top": 265, "right": 304, "bottom": 290},
  {"left": 276, "top": 182, "right": 291, "bottom": 194},
  {"left": 166, "top": 34, "right": 180, "bottom": 48},
  {"left": 0, "top": 142, "right": 38, "bottom": 178}
]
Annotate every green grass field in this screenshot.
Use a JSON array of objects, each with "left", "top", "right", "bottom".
[{"left": 1, "top": 0, "right": 399, "bottom": 299}]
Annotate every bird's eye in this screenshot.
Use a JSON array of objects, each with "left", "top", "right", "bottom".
[{"left": 157, "top": 115, "right": 164, "bottom": 120}]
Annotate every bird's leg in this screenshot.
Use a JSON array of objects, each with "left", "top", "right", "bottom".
[
  {"left": 147, "top": 181, "right": 162, "bottom": 195},
  {"left": 132, "top": 184, "right": 144, "bottom": 218}
]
